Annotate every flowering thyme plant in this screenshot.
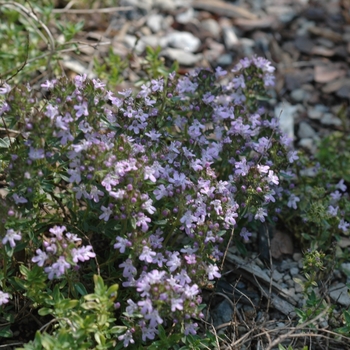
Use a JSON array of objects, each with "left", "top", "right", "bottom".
[{"left": 0, "top": 56, "right": 299, "bottom": 347}]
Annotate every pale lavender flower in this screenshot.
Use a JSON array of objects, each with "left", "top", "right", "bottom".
[
  {"left": 49, "top": 225, "right": 66, "bottom": 240},
  {"left": 114, "top": 236, "right": 131, "bottom": 253},
  {"left": 240, "top": 227, "right": 252, "bottom": 241},
  {"left": 235, "top": 157, "right": 250, "bottom": 176},
  {"left": 166, "top": 251, "right": 182, "bottom": 272},
  {"left": 339, "top": 219, "right": 350, "bottom": 233},
  {"left": 267, "top": 170, "right": 279, "bottom": 185},
  {"left": 125, "top": 299, "right": 138, "bottom": 316},
  {"left": 32, "top": 249, "right": 49, "bottom": 267},
  {"left": 141, "top": 325, "right": 157, "bottom": 341},
  {"left": 287, "top": 194, "right": 300, "bottom": 209},
  {"left": 2, "top": 229, "right": 21, "bottom": 248},
  {"left": 119, "top": 259, "right": 137, "bottom": 278},
  {"left": 257, "top": 164, "right": 270, "bottom": 174},
  {"left": 184, "top": 322, "right": 198, "bottom": 336},
  {"left": 74, "top": 101, "right": 88, "bottom": 117},
  {"left": 90, "top": 186, "right": 104, "bottom": 203},
  {"left": 46, "top": 256, "right": 70, "bottom": 279},
  {"left": 136, "top": 213, "right": 151, "bottom": 232},
  {"left": 65, "top": 232, "right": 81, "bottom": 243},
  {"left": 327, "top": 205, "right": 339, "bottom": 217},
  {"left": 330, "top": 191, "right": 342, "bottom": 202},
  {"left": 254, "top": 207, "right": 268, "bottom": 222},
  {"left": 141, "top": 199, "right": 156, "bottom": 214},
  {"left": 118, "top": 330, "right": 135, "bottom": 348},
  {"left": 99, "top": 205, "right": 112, "bottom": 221},
  {"left": 0, "top": 83, "right": 11, "bottom": 94},
  {"left": 145, "top": 309, "right": 163, "bottom": 328},
  {"left": 28, "top": 147, "right": 45, "bottom": 160},
  {"left": 207, "top": 264, "right": 221, "bottom": 280},
  {"left": 336, "top": 179, "right": 347, "bottom": 192},
  {"left": 139, "top": 246, "right": 156, "bottom": 263},
  {"left": 12, "top": 193, "right": 28, "bottom": 204},
  {"left": 288, "top": 151, "right": 299, "bottom": 163},
  {"left": 138, "top": 298, "right": 153, "bottom": 315},
  {"left": 171, "top": 298, "right": 183, "bottom": 312},
  {"left": 71, "top": 246, "right": 96, "bottom": 263},
  {"left": 0, "top": 291, "right": 10, "bottom": 305}
]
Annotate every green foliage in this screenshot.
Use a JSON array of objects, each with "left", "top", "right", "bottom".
[
  {"left": 94, "top": 47, "right": 129, "bottom": 88},
  {"left": 17, "top": 275, "right": 124, "bottom": 350}
]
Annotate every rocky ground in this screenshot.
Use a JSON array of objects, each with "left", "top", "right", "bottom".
[{"left": 5, "top": 0, "right": 350, "bottom": 348}]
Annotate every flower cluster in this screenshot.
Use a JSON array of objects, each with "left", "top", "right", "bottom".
[
  {"left": 0, "top": 56, "right": 301, "bottom": 344},
  {"left": 32, "top": 225, "right": 96, "bottom": 279}
]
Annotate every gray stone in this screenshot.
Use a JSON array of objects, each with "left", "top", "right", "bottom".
[
  {"left": 222, "top": 26, "right": 240, "bottom": 49},
  {"left": 329, "top": 283, "right": 350, "bottom": 306},
  {"left": 275, "top": 102, "right": 300, "bottom": 140},
  {"left": 293, "top": 252, "right": 303, "bottom": 262},
  {"left": 298, "top": 138, "right": 317, "bottom": 154},
  {"left": 291, "top": 88, "right": 308, "bottom": 102},
  {"left": 272, "top": 269, "right": 284, "bottom": 282},
  {"left": 210, "top": 299, "right": 234, "bottom": 327},
  {"left": 166, "top": 31, "right": 201, "bottom": 52},
  {"left": 141, "top": 35, "right": 163, "bottom": 48},
  {"left": 298, "top": 122, "right": 316, "bottom": 139},
  {"left": 176, "top": 7, "right": 195, "bottom": 24},
  {"left": 290, "top": 267, "right": 299, "bottom": 276},
  {"left": 216, "top": 53, "right": 233, "bottom": 66},
  {"left": 161, "top": 48, "right": 203, "bottom": 65},
  {"left": 320, "top": 113, "right": 342, "bottom": 126},
  {"left": 201, "top": 18, "right": 221, "bottom": 38},
  {"left": 147, "top": 13, "right": 164, "bottom": 33}
]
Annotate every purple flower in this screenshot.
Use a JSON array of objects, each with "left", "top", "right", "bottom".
[
  {"left": 339, "top": 219, "right": 350, "bottom": 233},
  {"left": 139, "top": 246, "right": 156, "bottom": 263},
  {"left": 0, "top": 83, "right": 11, "bottom": 94},
  {"left": 118, "top": 330, "right": 135, "bottom": 348},
  {"left": 0, "top": 290, "right": 10, "bottom": 305},
  {"left": 136, "top": 213, "right": 151, "bottom": 232},
  {"left": 12, "top": 193, "right": 28, "bottom": 204},
  {"left": 145, "top": 309, "right": 163, "bottom": 328},
  {"left": 166, "top": 252, "right": 182, "bottom": 272},
  {"left": 287, "top": 194, "right": 300, "bottom": 210},
  {"left": 45, "top": 256, "right": 71, "bottom": 279},
  {"left": 71, "top": 246, "right": 96, "bottom": 263},
  {"left": 207, "top": 264, "right": 221, "bottom": 280},
  {"left": 2, "top": 229, "right": 22, "bottom": 248},
  {"left": 32, "top": 249, "right": 49, "bottom": 267},
  {"left": 119, "top": 259, "right": 137, "bottom": 278},
  {"left": 254, "top": 207, "right": 268, "bottom": 222},
  {"left": 235, "top": 157, "right": 249, "bottom": 176},
  {"left": 141, "top": 325, "right": 157, "bottom": 341},
  {"left": 90, "top": 186, "right": 104, "bottom": 203},
  {"left": 74, "top": 101, "right": 88, "bottom": 117},
  {"left": 125, "top": 299, "right": 138, "bottom": 316},
  {"left": 184, "top": 322, "right": 198, "bottom": 336},
  {"left": 138, "top": 298, "right": 153, "bottom": 315},
  {"left": 240, "top": 227, "right": 252, "bottom": 241},
  {"left": 330, "top": 191, "right": 342, "bottom": 202},
  {"left": 99, "top": 205, "right": 112, "bottom": 221},
  {"left": 171, "top": 298, "right": 183, "bottom": 312},
  {"left": 114, "top": 236, "right": 131, "bottom": 253},
  {"left": 288, "top": 151, "right": 299, "bottom": 163},
  {"left": 257, "top": 164, "right": 270, "bottom": 174},
  {"left": 28, "top": 147, "right": 45, "bottom": 160},
  {"left": 49, "top": 225, "right": 66, "bottom": 240},
  {"left": 267, "top": 170, "right": 279, "bottom": 185},
  {"left": 327, "top": 205, "right": 338, "bottom": 217},
  {"left": 336, "top": 179, "right": 347, "bottom": 192}
]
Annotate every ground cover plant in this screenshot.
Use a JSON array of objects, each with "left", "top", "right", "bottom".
[{"left": 1, "top": 1, "right": 350, "bottom": 349}]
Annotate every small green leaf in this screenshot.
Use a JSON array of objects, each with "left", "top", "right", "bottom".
[{"left": 38, "top": 307, "right": 53, "bottom": 316}]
